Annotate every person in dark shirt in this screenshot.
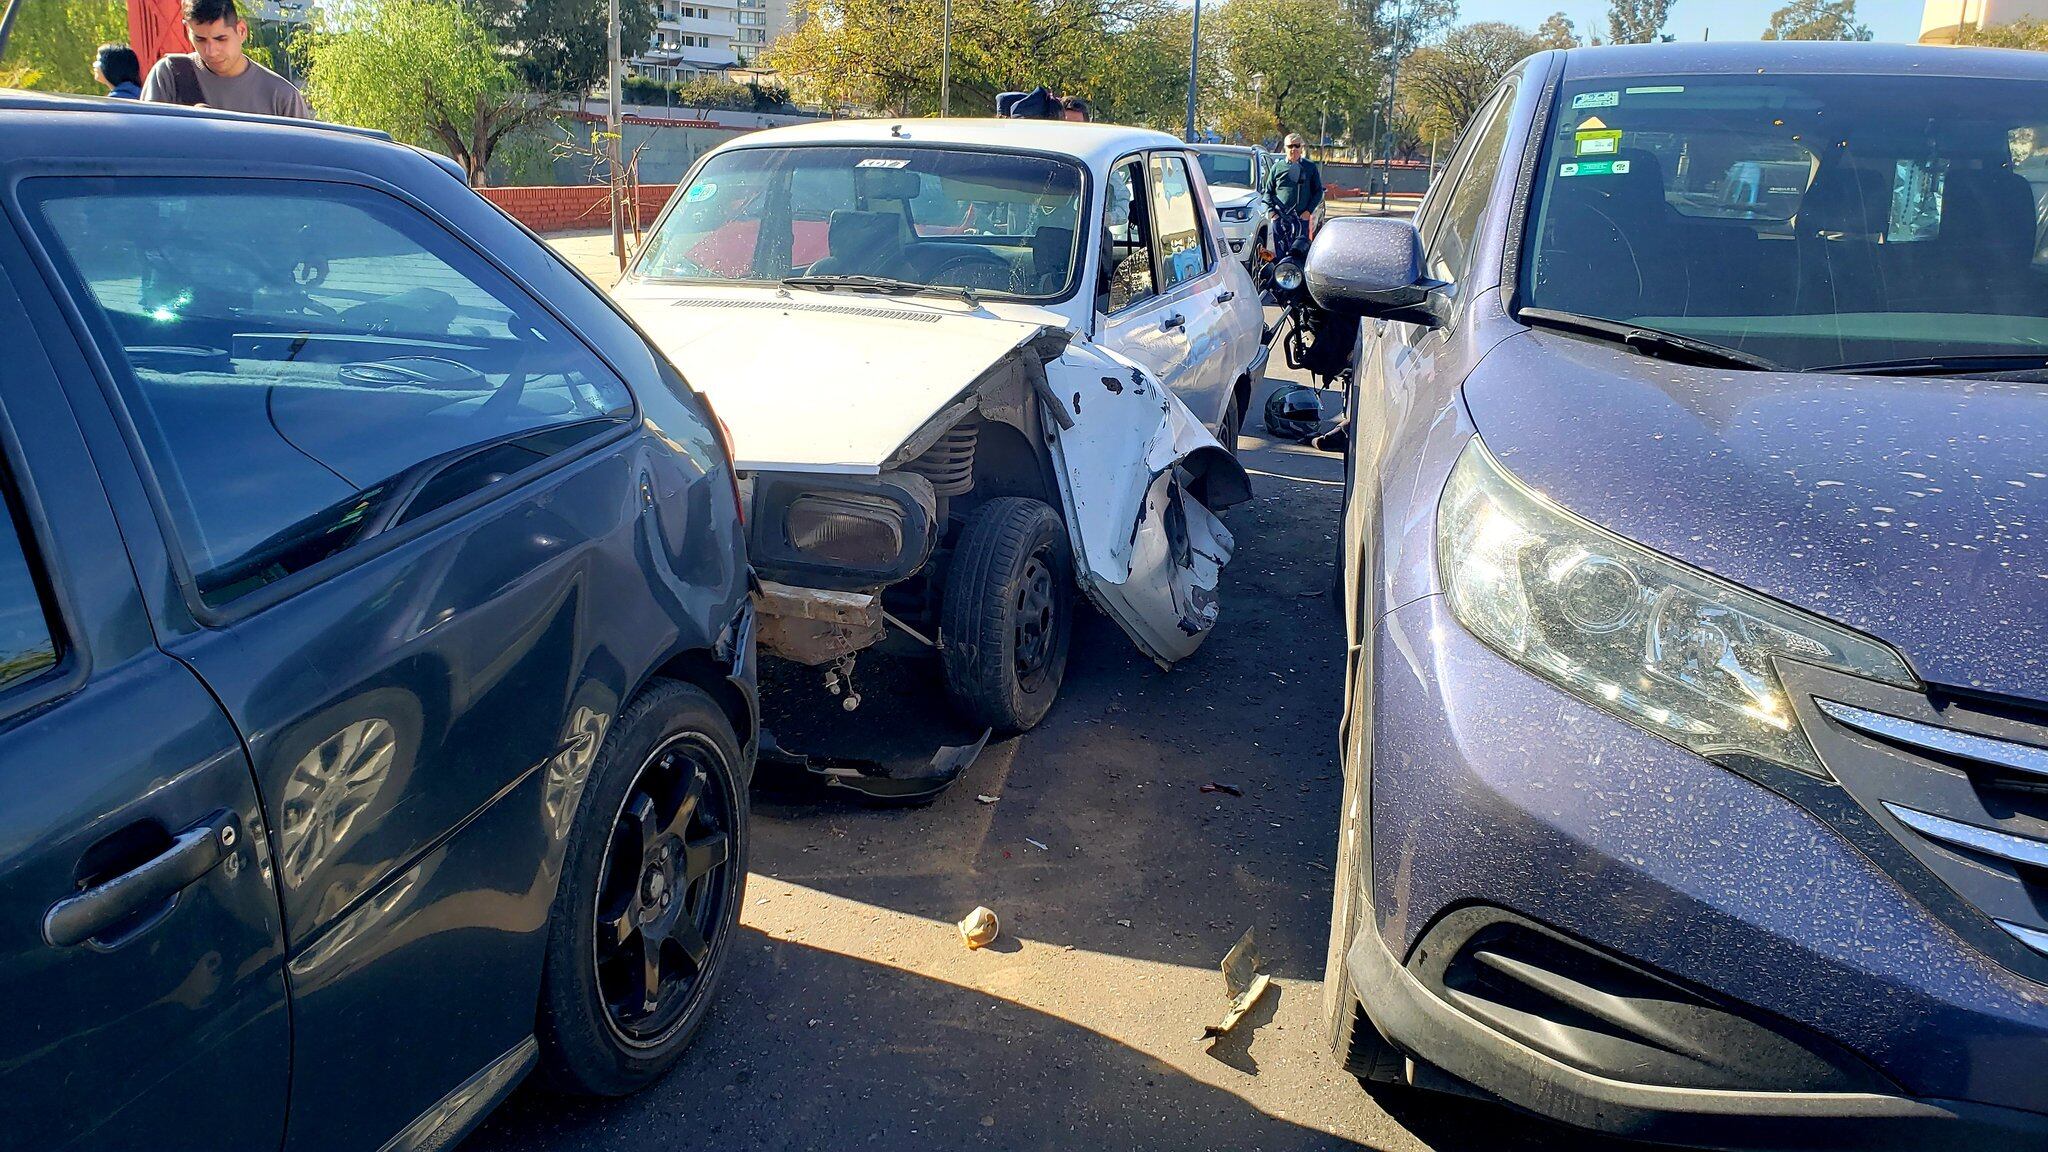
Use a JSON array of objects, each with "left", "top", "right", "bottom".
[
  {"left": 95, "top": 44, "right": 143, "bottom": 99},
  {"left": 140, "top": 0, "right": 313, "bottom": 118},
  {"left": 1264, "top": 132, "right": 1325, "bottom": 240}
]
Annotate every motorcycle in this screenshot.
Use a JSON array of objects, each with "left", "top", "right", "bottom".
[{"left": 1256, "top": 209, "right": 1359, "bottom": 441}]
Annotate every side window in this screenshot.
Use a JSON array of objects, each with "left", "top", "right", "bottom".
[
  {"left": 1148, "top": 153, "right": 1213, "bottom": 291},
  {"left": 1427, "top": 81, "right": 1519, "bottom": 300},
  {"left": 1416, "top": 86, "right": 1511, "bottom": 250},
  {"left": 1104, "top": 159, "right": 1157, "bottom": 312},
  {"left": 31, "top": 179, "right": 636, "bottom": 608},
  {"left": 0, "top": 478, "right": 57, "bottom": 692}
]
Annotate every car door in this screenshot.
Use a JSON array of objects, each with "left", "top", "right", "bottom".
[
  {"left": 0, "top": 258, "right": 289, "bottom": 1152},
  {"left": 21, "top": 174, "right": 648, "bottom": 1151},
  {"left": 1148, "top": 150, "right": 1254, "bottom": 430},
  {"left": 1098, "top": 154, "right": 1197, "bottom": 402}
]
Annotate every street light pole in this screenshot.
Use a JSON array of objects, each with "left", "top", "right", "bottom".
[
  {"left": 608, "top": 0, "right": 625, "bottom": 269},
  {"left": 1184, "top": 0, "right": 1202, "bottom": 142},
  {"left": 940, "top": 0, "right": 951, "bottom": 116},
  {"left": 1378, "top": 0, "right": 1404, "bottom": 213}
]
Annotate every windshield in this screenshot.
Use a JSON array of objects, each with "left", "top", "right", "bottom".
[
  {"left": 1522, "top": 74, "right": 2048, "bottom": 371},
  {"left": 635, "top": 145, "right": 1087, "bottom": 300},
  {"left": 1197, "top": 151, "right": 1256, "bottom": 190}
]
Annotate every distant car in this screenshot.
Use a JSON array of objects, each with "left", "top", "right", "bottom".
[
  {"left": 0, "top": 94, "right": 756, "bottom": 1151},
  {"left": 1313, "top": 42, "right": 2048, "bottom": 1149},
  {"left": 1192, "top": 143, "right": 1274, "bottom": 267},
  {"left": 614, "top": 119, "right": 1264, "bottom": 735}
]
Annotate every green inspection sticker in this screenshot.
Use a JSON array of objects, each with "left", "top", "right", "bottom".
[
  {"left": 1625, "top": 85, "right": 1686, "bottom": 95},
  {"left": 683, "top": 182, "right": 717, "bottom": 203},
  {"left": 1559, "top": 159, "right": 1633, "bottom": 178}
]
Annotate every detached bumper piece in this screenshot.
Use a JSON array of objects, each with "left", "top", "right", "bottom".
[
  {"left": 756, "top": 728, "right": 989, "bottom": 805},
  {"left": 1351, "top": 905, "right": 2048, "bottom": 1149}
]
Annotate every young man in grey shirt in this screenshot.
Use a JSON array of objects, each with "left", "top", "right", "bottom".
[{"left": 141, "top": 0, "right": 313, "bottom": 119}]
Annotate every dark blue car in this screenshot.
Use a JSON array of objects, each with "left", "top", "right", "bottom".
[
  {"left": 0, "top": 95, "right": 756, "bottom": 1149},
  {"left": 1312, "top": 43, "right": 2048, "bottom": 1147}
]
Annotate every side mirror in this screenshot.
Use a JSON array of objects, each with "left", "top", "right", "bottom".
[{"left": 1304, "top": 216, "right": 1449, "bottom": 328}]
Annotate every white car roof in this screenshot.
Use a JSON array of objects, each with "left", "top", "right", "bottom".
[
  {"left": 706, "top": 117, "right": 1192, "bottom": 171},
  {"left": 1189, "top": 143, "right": 1257, "bottom": 156}
]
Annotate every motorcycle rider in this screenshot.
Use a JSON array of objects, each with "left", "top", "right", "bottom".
[{"left": 1264, "top": 132, "right": 1324, "bottom": 248}]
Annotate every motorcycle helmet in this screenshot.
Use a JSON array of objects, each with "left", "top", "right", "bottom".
[{"left": 1262, "top": 385, "right": 1323, "bottom": 440}]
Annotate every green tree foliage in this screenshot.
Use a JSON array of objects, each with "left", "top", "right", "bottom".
[
  {"left": 1340, "top": 0, "right": 1456, "bottom": 60},
  {"left": 1606, "top": 0, "right": 1671, "bottom": 44},
  {"left": 0, "top": 0, "right": 128, "bottom": 94},
  {"left": 468, "top": 0, "right": 658, "bottom": 96},
  {"left": 306, "top": 0, "right": 539, "bottom": 185},
  {"left": 1534, "top": 11, "right": 1581, "bottom": 49},
  {"left": 1959, "top": 17, "right": 2048, "bottom": 50},
  {"left": 1213, "top": 0, "right": 1375, "bottom": 138},
  {"left": 1761, "top": 0, "right": 1871, "bottom": 40},
  {"left": 1400, "top": 20, "right": 1538, "bottom": 138}
]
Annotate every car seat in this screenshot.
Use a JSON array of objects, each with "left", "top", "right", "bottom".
[
  {"left": 805, "top": 210, "right": 914, "bottom": 280},
  {"left": 1028, "top": 227, "right": 1075, "bottom": 294},
  {"left": 1537, "top": 149, "right": 1689, "bottom": 318},
  {"left": 1931, "top": 166, "right": 2041, "bottom": 313},
  {"left": 1793, "top": 161, "right": 1893, "bottom": 320}
]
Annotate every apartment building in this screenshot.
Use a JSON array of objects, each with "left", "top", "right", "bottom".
[
  {"left": 1920, "top": 0, "right": 2048, "bottom": 42},
  {"left": 631, "top": 0, "right": 794, "bottom": 82}
]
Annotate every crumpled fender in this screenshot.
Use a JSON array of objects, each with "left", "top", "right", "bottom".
[{"left": 1039, "top": 340, "right": 1252, "bottom": 668}]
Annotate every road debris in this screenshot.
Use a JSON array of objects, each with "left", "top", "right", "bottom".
[
  {"left": 957, "top": 906, "right": 1000, "bottom": 949},
  {"left": 1203, "top": 929, "right": 1273, "bottom": 1040},
  {"left": 1026, "top": 837, "right": 1049, "bottom": 851},
  {"left": 1200, "top": 782, "right": 1245, "bottom": 797},
  {"left": 1115, "top": 918, "right": 1133, "bottom": 928},
  {"left": 976, "top": 794, "right": 1001, "bottom": 804},
  {"left": 757, "top": 727, "right": 990, "bottom": 804}
]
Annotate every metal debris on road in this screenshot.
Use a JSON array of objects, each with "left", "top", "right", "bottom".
[
  {"left": 1203, "top": 929, "right": 1273, "bottom": 1040},
  {"left": 976, "top": 794, "right": 1001, "bottom": 804},
  {"left": 1025, "top": 837, "right": 1049, "bottom": 851},
  {"left": 1200, "top": 782, "right": 1245, "bottom": 797},
  {"left": 957, "top": 906, "right": 1000, "bottom": 949}
]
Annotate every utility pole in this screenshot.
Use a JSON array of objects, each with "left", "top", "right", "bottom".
[
  {"left": 1378, "top": 0, "right": 1404, "bottom": 213},
  {"left": 1184, "top": 0, "right": 1202, "bottom": 142},
  {"left": 608, "top": 0, "right": 626, "bottom": 270},
  {"left": 940, "top": 0, "right": 951, "bottom": 116}
]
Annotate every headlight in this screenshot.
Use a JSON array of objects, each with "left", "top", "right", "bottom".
[
  {"left": 1437, "top": 440, "right": 1913, "bottom": 775},
  {"left": 786, "top": 495, "right": 904, "bottom": 567},
  {"left": 1219, "top": 206, "right": 1253, "bottom": 223},
  {"left": 1272, "top": 260, "right": 1304, "bottom": 292}
]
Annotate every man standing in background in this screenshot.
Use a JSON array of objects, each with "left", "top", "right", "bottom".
[
  {"left": 141, "top": 0, "right": 312, "bottom": 118},
  {"left": 1264, "top": 132, "right": 1324, "bottom": 241}
]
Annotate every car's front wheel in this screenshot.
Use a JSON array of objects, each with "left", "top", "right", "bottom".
[
  {"left": 537, "top": 680, "right": 747, "bottom": 1096},
  {"left": 940, "top": 497, "right": 1073, "bottom": 734}
]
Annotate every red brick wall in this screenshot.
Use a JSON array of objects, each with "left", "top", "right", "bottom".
[{"left": 479, "top": 184, "right": 679, "bottom": 234}]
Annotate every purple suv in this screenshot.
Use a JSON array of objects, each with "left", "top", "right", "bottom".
[{"left": 1311, "top": 42, "right": 2048, "bottom": 1148}]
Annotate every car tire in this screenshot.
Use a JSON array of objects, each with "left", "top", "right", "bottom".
[
  {"left": 1323, "top": 703, "right": 1403, "bottom": 1086},
  {"left": 536, "top": 679, "right": 748, "bottom": 1097},
  {"left": 1219, "top": 390, "right": 1243, "bottom": 458},
  {"left": 940, "top": 497, "right": 1073, "bottom": 734}
]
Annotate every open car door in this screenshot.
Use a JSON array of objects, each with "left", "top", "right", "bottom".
[{"left": 1040, "top": 341, "right": 1252, "bottom": 667}]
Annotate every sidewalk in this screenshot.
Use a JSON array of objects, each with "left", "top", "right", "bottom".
[{"left": 548, "top": 227, "right": 632, "bottom": 288}]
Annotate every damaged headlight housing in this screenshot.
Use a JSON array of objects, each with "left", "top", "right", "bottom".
[
  {"left": 786, "top": 495, "right": 904, "bottom": 567},
  {"left": 1437, "top": 440, "right": 1914, "bottom": 775}
]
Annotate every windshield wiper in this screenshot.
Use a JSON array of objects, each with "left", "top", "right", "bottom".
[
  {"left": 1518, "top": 307, "right": 1782, "bottom": 372},
  {"left": 1803, "top": 353, "right": 2048, "bottom": 377},
  {"left": 781, "top": 274, "right": 980, "bottom": 306}
]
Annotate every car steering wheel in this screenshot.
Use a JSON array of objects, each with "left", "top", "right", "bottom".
[{"left": 930, "top": 251, "right": 1022, "bottom": 294}]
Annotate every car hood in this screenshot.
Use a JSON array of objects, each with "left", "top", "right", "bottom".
[
  {"left": 612, "top": 284, "right": 1052, "bottom": 473},
  {"left": 1209, "top": 184, "right": 1258, "bottom": 209},
  {"left": 1463, "top": 330, "right": 2048, "bottom": 704}
]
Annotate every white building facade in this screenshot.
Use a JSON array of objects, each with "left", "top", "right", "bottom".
[
  {"left": 1921, "top": 0, "right": 2048, "bottom": 43},
  {"left": 631, "top": 0, "right": 796, "bottom": 82}
]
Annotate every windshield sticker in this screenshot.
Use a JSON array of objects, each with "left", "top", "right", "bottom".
[
  {"left": 1624, "top": 85, "right": 1686, "bottom": 95},
  {"left": 857, "top": 158, "right": 910, "bottom": 169},
  {"left": 1575, "top": 129, "right": 1623, "bottom": 156},
  {"left": 1560, "top": 159, "right": 1632, "bottom": 178},
  {"left": 683, "top": 182, "right": 717, "bottom": 203},
  {"left": 1571, "top": 90, "right": 1621, "bottom": 110}
]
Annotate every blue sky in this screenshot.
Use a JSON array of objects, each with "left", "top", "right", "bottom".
[{"left": 1456, "top": 0, "right": 1926, "bottom": 44}]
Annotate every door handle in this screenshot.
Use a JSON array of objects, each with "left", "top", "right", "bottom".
[
  {"left": 1161, "top": 313, "right": 1186, "bottom": 331},
  {"left": 1215, "top": 290, "right": 1236, "bottom": 303},
  {"left": 44, "top": 810, "right": 238, "bottom": 948}
]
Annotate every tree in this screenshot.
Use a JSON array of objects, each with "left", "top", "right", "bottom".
[
  {"left": 1534, "top": 11, "right": 1581, "bottom": 49},
  {"left": 1400, "top": 21, "right": 1538, "bottom": 138},
  {"left": 306, "top": 0, "right": 541, "bottom": 185},
  {"left": 1340, "top": 0, "right": 1457, "bottom": 61},
  {"left": 1761, "top": 0, "right": 1871, "bottom": 40},
  {"left": 1606, "top": 0, "right": 1672, "bottom": 44},
  {"left": 1959, "top": 17, "right": 2048, "bottom": 50},
  {"left": 1213, "top": 0, "right": 1374, "bottom": 138},
  {"left": 468, "top": 0, "right": 658, "bottom": 97},
  {"left": 0, "top": 0, "right": 128, "bottom": 93}
]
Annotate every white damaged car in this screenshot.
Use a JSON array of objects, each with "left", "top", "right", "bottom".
[{"left": 613, "top": 119, "right": 1269, "bottom": 734}]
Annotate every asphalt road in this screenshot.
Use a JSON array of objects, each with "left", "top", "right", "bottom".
[{"left": 465, "top": 318, "right": 1600, "bottom": 1151}]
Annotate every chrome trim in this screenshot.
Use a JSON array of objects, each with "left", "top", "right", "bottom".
[
  {"left": 1817, "top": 699, "right": 2048, "bottom": 780},
  {"left": 1882, "top": 802, "right": 2048, "bottom": 871},
  {"left": 1997, "top": 919, "right": 2048, "bottom": 958}
]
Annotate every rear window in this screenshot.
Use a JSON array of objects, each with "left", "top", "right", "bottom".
[{"left": 29, "top": 179, "right": 634, "bottom": 607}]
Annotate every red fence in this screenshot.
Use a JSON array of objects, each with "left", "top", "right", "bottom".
[{"left": 478, "top": 184, "right": 680, "bottom": 234}]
